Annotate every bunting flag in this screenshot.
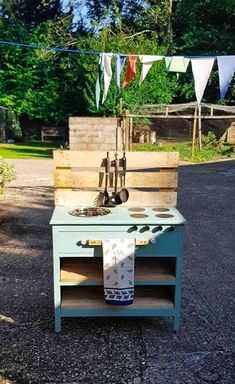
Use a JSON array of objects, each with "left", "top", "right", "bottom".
[
  {"left": 217, "top": 56, "right": 235, "bottom": 100},
  {"left": 121, "top": 55, "right": 137, "bottom": 89},
  {"left": 95, "top": 53, "right": 104, "bottom": 109},
  {"left": 115, "top": 54, "right": 126, "bottom": 90},
  {"left": 102, "top": 53, "right": 113, "bottom": 104},
  {"left": 139, "top": 55, "right": 163, "bottom": 83},
  {"left": 191, "top": 58, "right": 215, "bottom": 104},
  {"left": 165, "top": 56, "right": 190, "bottom": 74}
]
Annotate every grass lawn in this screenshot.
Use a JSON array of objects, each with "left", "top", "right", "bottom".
[
  {"left": 0, "top": 140, "right": 233, "bottom": 162},
  {"left": 133, "top": 142, "right": 233, "bottom": 162},
  {"left": 0, "top": 141, "right": 63, "bottom": 159}
]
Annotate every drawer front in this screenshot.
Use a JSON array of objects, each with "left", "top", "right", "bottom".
[
  {"left": 53, "top": 226, "right": 182, "bottom": 257},
  {"left": 135, "top": 230, "right": 180, "bottom": 257}
]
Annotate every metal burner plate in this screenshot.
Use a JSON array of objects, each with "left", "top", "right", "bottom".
[
  {"left": 69, "top": 208, "right": 111, "bottom": 217},
  {"left": 130, "top": 213, "right": 149, "bottom": 219},
  {"left": 128, "top": 208, "right": 146, "bottom": 212},
  {"left": 152, "top": 208, "right": 170, "bottom": 212},
  {"left": 155, "top": 213, "right": 174, "bottom": 218}
]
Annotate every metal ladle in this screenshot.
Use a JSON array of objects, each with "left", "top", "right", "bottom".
[
  {"left": 119, "top": 152, "right": 129, "bottom": 203},
  {"left": 113, "top": 152, "right": 122, "bottom": 205}
]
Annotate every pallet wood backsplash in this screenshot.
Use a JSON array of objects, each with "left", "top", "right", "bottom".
[{"left": 53, "top": 150, "right": 179, "bottom": 207}]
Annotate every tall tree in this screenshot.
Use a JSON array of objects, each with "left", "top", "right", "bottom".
[
  {"left": 0, "top": 0, "right": 62, "bottom": 30},
  {"left": 81, "top": 0, "right": 173, "bottom": 47},
  {"left": 172, "top": 0, "right": 235, "bottom": 54},
  {"left": 171, "top": 0, "right": 235, "bottom": 103}
]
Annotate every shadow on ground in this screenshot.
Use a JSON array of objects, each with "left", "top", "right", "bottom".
[{"left": 0, "top": 161, "right": 235, "bottom": 384}]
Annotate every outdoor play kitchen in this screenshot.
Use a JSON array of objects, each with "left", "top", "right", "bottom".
[{"left": 50, "top": 149, "right": 186, "bottom": 333}]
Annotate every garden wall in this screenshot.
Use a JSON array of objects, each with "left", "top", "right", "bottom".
[{"left": 69, "top": 117, "right": 123, "bottom": 151}]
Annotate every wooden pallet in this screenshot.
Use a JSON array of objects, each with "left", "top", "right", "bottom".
[{"left": 53, "top": 151, "right": 179, "bottom": 207}]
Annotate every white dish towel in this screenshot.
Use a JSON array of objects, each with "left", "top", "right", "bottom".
[{"left": 102, "top": 239, "right": 135, "bottom": 305}]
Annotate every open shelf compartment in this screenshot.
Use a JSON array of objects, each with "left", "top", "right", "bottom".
[
  {"left": 60, "top": 257, "right": 176, "bottom": 286},
  {"left": 61, "top": 286, "right": 175, "bottom": 311}
]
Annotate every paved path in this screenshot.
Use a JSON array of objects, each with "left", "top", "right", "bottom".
[
  {"left": 8, "top": 159, "right": 54, "bottom": 187},
  {"left": 0, "top": 159, "right": 234, "bottom": 384}
]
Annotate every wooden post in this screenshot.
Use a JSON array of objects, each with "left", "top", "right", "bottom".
[
  {"left": 191, "top": 106, "right": 198, "bottom": 158},
  {"left": 125, "top": 110, "right": 130, "bottom": 151},
  {"left": 129, "top": 116, "right": 133, "bottom": 151},
  {"left": 139, "top": 131, "right": 145, "bottom": 144},
  {"left": 119, "top": 98, "right": 123, "bottom": 115},
  {"left": 116, "top": 121, "right": 119, "bottom": 152},
  {"left": 122, "top": 116, "right": 126, "bottom": 152},
  {"left": 210, "top": 105, "right": 213, "bottom": 117},
  {"left": 198, "top": 104, "right": 202, "bottom": 150}
]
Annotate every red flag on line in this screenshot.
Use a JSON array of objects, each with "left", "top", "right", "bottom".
[{"left": 121, "top": 55, "right": 137, "bottom": 89}]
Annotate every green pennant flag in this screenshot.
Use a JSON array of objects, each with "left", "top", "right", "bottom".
[{"left": 165, "top": 56, "right": 190, "bottom": 73}]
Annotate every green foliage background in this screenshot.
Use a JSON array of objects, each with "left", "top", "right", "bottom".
[{"left": 0, "top": 0, "right": 234, "bottom": 131}]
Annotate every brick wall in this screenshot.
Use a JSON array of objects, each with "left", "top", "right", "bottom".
[{"left": 69, "top": 117, "right": 123, "bottom": 151}]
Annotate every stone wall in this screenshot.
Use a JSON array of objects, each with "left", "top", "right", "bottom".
[{"left": 69, "top": 117, "right": 123, "bottom": 151}]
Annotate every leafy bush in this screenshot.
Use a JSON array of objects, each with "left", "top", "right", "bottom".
[
  {"left": 202, "top": 131, "right": 217, "bottom": 147},
  {"left": 0, "top": 158, "right": 16, "bottom": 193}
]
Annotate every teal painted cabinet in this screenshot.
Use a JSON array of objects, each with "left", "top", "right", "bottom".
[{"left": 50, "top": 207, "right": 186, "bottom": 333}]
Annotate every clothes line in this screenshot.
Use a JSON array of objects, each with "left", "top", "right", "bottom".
[
  {"left": 0, "top": 39, "right": 100, "bottom": 55},
  {"left": 0, "top": 39, "right": 224, "bottom": 58}
]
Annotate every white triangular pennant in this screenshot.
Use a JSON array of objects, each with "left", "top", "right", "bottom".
[
  {"left": 191, "top": 58, "right": 215, "bottom": 104},
  {"left": 139, "top": 55, "right": 163, "bottom": 83},
  {"left": 102, "top": 53, "right": 113, "bottom": 104},
  {"left": 217, "top": 56, "right": 235, "bottom": 100}
]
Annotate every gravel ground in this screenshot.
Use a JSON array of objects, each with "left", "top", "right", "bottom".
[{"left": 0, "top": 159, "right": 234, "bottom": 384}]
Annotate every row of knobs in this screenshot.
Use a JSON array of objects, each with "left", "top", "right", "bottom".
[
  {"left": 129, "top": 225, "right": 175, "bottom": 233},
  {"left": 77, "top": 226, "right": 175, "bottom": 246}
]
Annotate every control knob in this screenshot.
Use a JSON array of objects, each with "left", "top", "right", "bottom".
[
  {"left": 140, "top": 225, "right": 150, "bottom": 233},
  {"left": 129, "top": 225, "right": 138, "bottom": 232},
  {"left": 152, "top": 225, "right": 162, "bottom": 233}
]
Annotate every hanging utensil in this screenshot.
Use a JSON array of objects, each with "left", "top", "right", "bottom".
[
  {"left": 119, "top": 152, "right": 129, "bottom": 203},
  {"left": 103, "top": 152, "right": 110, "bottom": 206},
  {"left": 113, "top": 152, "right": 122, "bottom": 205}
]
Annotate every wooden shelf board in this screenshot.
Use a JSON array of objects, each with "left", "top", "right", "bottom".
[
  {"left": 60, "top": 281, "right": 176, "bottom": 286},
  {"left": 60, "top": 258, "right": 176, "bottom": 284},
  {"left": 61, "top": 286, "right": 174, "bottom": 310}
]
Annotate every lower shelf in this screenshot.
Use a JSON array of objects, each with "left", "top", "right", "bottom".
[{"left": 61, "top": 286, "right": 174, "bottom": 310}]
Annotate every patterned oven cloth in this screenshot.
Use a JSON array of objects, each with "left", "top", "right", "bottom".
[{"left": 102, "top": 239, "right": 135, "bottom": 305}]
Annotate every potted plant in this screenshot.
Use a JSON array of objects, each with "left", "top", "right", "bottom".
[{"left": 0, "top": 158, "right": 16, "bottom": 194}]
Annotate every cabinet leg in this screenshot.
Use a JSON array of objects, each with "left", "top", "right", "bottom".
[
  {"left": 173, "top": 316, "right": 180, "bottom": 332},
  {"left": 55, "top": 312, "right": 61, "bottom": 333}
]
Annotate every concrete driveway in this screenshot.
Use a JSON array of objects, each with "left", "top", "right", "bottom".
[{"left": 0, "top": 159, "right": 234, "bottom": 383}]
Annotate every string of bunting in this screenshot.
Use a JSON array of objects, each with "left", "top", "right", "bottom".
[
  {"left": 97, "top": 54, "right": 235, "bottom": 108},
  {"left": 0, "top": 40, "right": 234, "bottom": 109}
]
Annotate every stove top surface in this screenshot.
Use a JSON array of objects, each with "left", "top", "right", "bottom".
[{"left": 50, "top": 206, "right": 186, "bottom": 225}]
